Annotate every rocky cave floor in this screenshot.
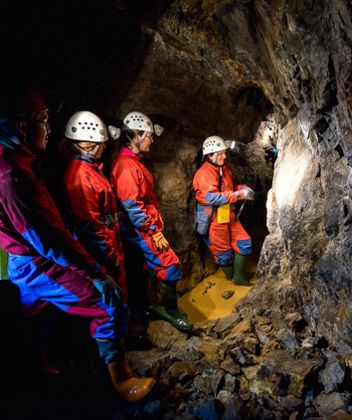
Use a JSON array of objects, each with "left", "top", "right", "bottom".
[{"left": 2, "top": 283, "right": 352, "bottom": 420}]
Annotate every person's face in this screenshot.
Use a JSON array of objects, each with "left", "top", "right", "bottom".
[
  {"left": 209, "top": 149, "right": 227, "bottom": 166},
  {"left": 138, "top": 131, "right": 154, "bottom": 153},
  {"left": 27, "top": 110, "right": 50, "bottom": 154},
  {"left": 77, "top": 141, "right": 106, "bottom": 159}
]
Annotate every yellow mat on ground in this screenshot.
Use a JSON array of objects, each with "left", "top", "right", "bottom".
[{"left": 179, "top": 267, "right": 255, "bottom": 326}]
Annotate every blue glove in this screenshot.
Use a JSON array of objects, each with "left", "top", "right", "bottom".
[{"left": 93, "top": 275, "right": 122, "bottom": 307}]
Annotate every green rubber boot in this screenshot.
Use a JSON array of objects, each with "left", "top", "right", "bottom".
[
  {"left": 221, "top": 264, "right": 233, "bottom": 280},
  {"left": 0, "top": 248, "right": 9, "bottom": 280},
  {"left": 156, "top": 282, "right": 193, "bottom": 332},
  {"left": 232, "top": 254, "right": 252, "bottom": 287}
]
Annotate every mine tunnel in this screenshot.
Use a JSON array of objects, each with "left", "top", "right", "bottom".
[{"left": 1, "top": 0, "right": 352, "bottom": 419}]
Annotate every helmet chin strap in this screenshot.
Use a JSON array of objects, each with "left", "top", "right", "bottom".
[
  {"left": 72, "top": 143, "right": 100, "bottom": 159},
  {"left": 128, "top": 131, "right": 147, "bottom": 154},
  {"left": 208, "top": 153, "right": 225, "bottom": 167}
]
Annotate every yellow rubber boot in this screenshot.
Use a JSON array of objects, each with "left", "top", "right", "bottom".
[
  {"left": 116, "top": 353, "right": 140, "bottom": 379},
  {"left": 107, "top": 360, "right": 155, "bottom": 402}
]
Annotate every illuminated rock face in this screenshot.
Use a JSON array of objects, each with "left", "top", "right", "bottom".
[{"left": 232, "top": 1, "right": 352, "bottom": 352}]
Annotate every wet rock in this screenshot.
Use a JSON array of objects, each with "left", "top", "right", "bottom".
[
  {"left": 169, "top": 336, "right": 204, "bottom": 362},
  {"left": 128, "top": 348, "right": 171, "bottom": 377},
  {"left": 301, "top": 335, "right": 328, "bottom": 350},
  {"left": 238, "top": 375, "right": 250, "bottom": 392},
  {"left": 260, "top": 395, "right": 283, "bottom": 413},
  {"left": 278, "top": 395, "right": 304, "bottom": 411},
  {"left": 220, "top": 356, "right": 241, "bottom": 376},
  {"left": 319, "top": 350, "right": 345, "bottom": 393},
  {"left": 228, "top": 347, "right": 252, "bottom": 367},
  {"left": 277, "top": 328, "right": 300, "bottom": 351},
  {"left": 328, "top": 409, "right": 352, "bottom": 420},
  {"left": 222, "top": 373, "right": 238, "bottom": 393},
  {"left": 197, "top": 336, "right": 224, "bottom": 363},
  {"left": 251, "top": 350, "right": 323, "bottom": 398},
  {"left": 261, "top": 340, "right": 284, "bottom": 357},
  {"left": 183, "top": 396, "right": 217, "bottom": 420},
  {"left": 313, "top": 392, "right": 346, "bottom": 417},
  {"left": 213, "top": 312, "right": 241, "bottom": 336},
  {"left": 343, "top": 354, "right": 352, "bottom": 369},
  {"left": 163, "top": 361, "right": 199, "bottom": 387},
  {"left": 215, "top": 389, "right": 235, "bottom": 406},
  {"left": 242, "top": 365, "right": 260, "bottom": 382},
  {"left": 224, "top": 319, "right": 253, "bottom": 341},
  {"left": 242, "top": 335, "right": 260, "bottom": 355},
  {"left": 253, "top": 315, "right": 272, "bottom": 327},
  {"left": 302, "top": 408, "right": 321, "bottom": 419},
  {"left": 255, "top": 323, "right": 274, "bottom": 346},
  {"left": 224, "top": 332, "right": 260, "bottom": 356},
  {"left": 147, "top": 320, "right": 185, "bottom": 350},
  {"left": 192, "top": 368, "right": 224, "bottom": 396},
  {"left": 215, "top": 390, "right": 242, "bottom": 419},
  {"left": 221, "top": 290, "right": 235, "bottom": 300},
  {"left": 143, "top": 400, "right": 161, "bottom": 415}
]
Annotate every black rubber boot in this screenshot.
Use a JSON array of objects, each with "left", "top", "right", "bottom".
[
  {"left": 221, "top": 264, "right": 233, "bottom": 280},
  {"left": 156, "top": 282, "right": 193, "bottom": 332},
  {"left": 232, "top": 254, "right": 252, "bottom": 287}
]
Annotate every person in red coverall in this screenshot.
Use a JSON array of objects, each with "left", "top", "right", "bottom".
[
  {"left": 63, "top": 111, "right": 127, "bottom": 301},
  {"left": 193, "top": 136, "right": 255, "bottom": 286},
  {"left": 110, "top": 111, "right": 192, "bottom": 331},
  {"left": 0, "top": 90, "right": 154, "bottom": 401}
]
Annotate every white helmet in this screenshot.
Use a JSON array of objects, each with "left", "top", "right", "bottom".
[
  {"left": 123, "top": 111, "right": 154, "bottom": 133},
  {"left": 202, "top": 135, "right": 228, "bottom": 155},
  {"left": 65, "top": 111, "right": 108, "bottom": 142},
  {"left": 122, "top": 111, "right": 164, "bottom": 137}
]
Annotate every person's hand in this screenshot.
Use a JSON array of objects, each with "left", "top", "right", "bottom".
[
  {"left": 93, "top": 275, "right": 122, "bottom": 306},
  {"left": 152, "top": 231, "right": 169, "bottom": 251},
  {"left": 229, "top": 188, "right": 255, "bottom": 203}
]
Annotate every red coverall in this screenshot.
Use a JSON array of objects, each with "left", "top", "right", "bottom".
[
  {"left": 193, "top": 160, "right": 252, "bottom": 265},
  {"left": 110, "top": 147, "right": 181, "bottom": 282},
  {"left": 0, "top": 145, "right": 127, "bottom": 352},
  {"left": 64, "top": 157, "right": 127, "bottom": 300}
]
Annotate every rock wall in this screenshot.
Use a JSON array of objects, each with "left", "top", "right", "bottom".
[{"left": 240, "top": 0, "right": 352, "bottom": 354}]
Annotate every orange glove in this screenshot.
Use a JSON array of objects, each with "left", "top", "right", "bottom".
[{"left": 152, "top": 231, "right": 169, "bottom": 251}]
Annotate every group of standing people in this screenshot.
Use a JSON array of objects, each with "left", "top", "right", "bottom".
[{"left": 0, "top": 88, "right": 254, "bottom": 402}]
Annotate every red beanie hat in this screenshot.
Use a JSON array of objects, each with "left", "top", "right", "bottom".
[{"left": 24, "top": 88, "right": 47, "bottom": 114}]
